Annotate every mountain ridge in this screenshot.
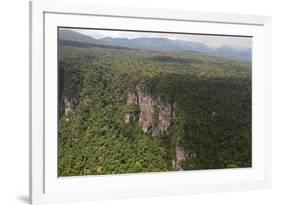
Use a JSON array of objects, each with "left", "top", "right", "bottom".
[{"left": 59, "top": 29, "right": 252, "bottom": 62}]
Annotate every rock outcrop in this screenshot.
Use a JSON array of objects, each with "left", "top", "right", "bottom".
[
  {"left": 172, "top": 146, "right": 186, "bottom": 170},
  {"left": 63, "top": 97, "right": 78, "bottom": 116},
  {"left": 124, "top": 86, "right": 194, "bottom": 169},
  {"left": 125, "top": 86, "right": 176, "bottom": 136},
  {"left": 172, "top": 146, "right": 197, "bottom": 170},
  {"left": 124, "top": 113, "right": 130, "bottom": 124}
]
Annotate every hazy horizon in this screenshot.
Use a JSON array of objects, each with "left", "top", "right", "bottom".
[{"left": 63, "top": 28, "right": 252, "bottom": 50}]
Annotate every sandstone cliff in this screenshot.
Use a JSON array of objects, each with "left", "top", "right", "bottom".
[{"left": 125, "top": 85, "right": 176, "bottom": 136}]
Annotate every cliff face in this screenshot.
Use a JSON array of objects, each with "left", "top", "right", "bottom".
[
  {"left": 125, "top": 86, "right": 176, "bottom": 137},
  {"left": 125, "top": 86, "right": 192, "bottom": 170}
]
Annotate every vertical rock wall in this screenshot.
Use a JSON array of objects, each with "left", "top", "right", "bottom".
[{"left": 125, "top": 86, "right": 176, "bottom": 136}]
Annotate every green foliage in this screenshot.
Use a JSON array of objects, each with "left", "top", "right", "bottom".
[{"left": 58, "top": 44, "right": 251, "bottom": 176}]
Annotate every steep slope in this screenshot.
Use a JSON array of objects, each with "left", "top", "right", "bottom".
[{"left": 125, "top": 85, "right": 176, "bottom": 137}]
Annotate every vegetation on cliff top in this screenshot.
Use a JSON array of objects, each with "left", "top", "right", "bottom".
[{"left": 58, "top": 41, "right": 251, "bottom": 176}]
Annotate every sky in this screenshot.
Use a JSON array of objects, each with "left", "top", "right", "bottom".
[{"left": 69, "top": 28, "right": 252, "bottom": 50}]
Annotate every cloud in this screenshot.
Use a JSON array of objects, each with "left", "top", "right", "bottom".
[{"left": 67, "top": 28, "right": 252, "bottom": 50}]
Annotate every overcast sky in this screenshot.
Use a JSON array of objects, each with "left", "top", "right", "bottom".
[{"left": 68, "top": 28, "right": 252, "bottom": 50}]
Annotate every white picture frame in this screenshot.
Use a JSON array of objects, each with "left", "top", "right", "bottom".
[{"left": 30, "top": 1, "right": 272, "bottom": 204}]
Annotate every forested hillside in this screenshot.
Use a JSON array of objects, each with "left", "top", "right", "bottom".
[{"left": 58, "top": 40, "right": 251, "bottom": 176}]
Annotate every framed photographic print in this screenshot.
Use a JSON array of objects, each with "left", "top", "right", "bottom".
[{"left": 30, "top": 1, "right": 271, "bottom": 204}]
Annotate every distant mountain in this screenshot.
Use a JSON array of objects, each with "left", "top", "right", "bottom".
[
  {"left": 59, "top": 30, "right": 99, "bottom": 44},
  {"left": 214, "top": 46, "right": 252, "bottom": 62},
  {"left": 100, "top": 37, "right": 213, "bottom": 53},
  {"left": 59, "top": 39, "right": 138, "bottom": 51},
  {"left": 59, "top": 29, "right": 251, "bottom": 62}
]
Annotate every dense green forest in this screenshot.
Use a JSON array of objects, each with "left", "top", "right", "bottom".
[{"left": 58, "top": 41, "right": 251, "bottom": 176}]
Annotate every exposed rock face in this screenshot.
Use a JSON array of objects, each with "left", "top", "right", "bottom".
[
  {"left": 172, "top": 146, "right": 186, "bottom": 170},
  {"left": 125, "top": 87, "right": 194, "bottom": 169},
  {"left": 125, "top": 86, "right": 176, "bottom": 136},
  {"left": 63, "top": 97, "right": 78, "bottom": 116},
  {"left": 124, "top": 113, "right": 130, "bottom": 124}
]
